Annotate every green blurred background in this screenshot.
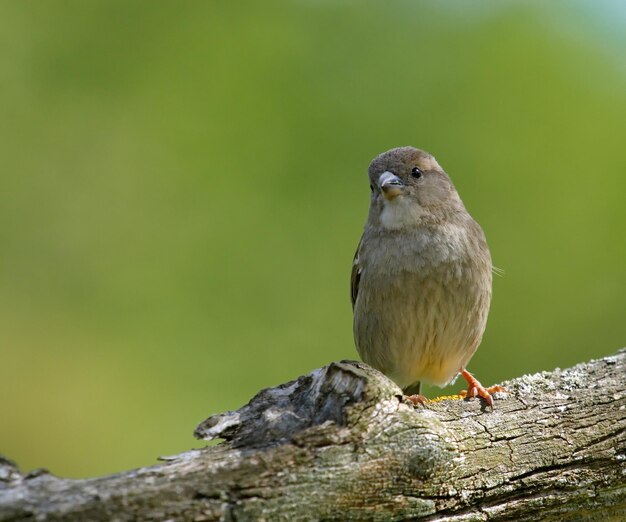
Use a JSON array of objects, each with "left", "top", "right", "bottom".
[{"left": 1, "top": 0, "right": 625, "bottom": 478}]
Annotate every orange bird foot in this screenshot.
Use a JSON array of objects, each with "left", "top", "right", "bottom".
[
  {"left": 458, "top": 368, "right": 507, "bottom": 408},
  {"left": 405, "top": 394, "right": 428, "bottom": 406}
]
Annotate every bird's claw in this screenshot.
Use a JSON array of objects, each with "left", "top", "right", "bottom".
[
  {"left": 405, "top": 394, "right": 428, "bottom": 406},
  {"left": 459, "top": 368, "right": 507, "bottom": 407}
]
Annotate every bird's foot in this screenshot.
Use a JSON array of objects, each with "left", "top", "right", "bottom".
[
  {"left": 458, "top": 368, "right": 507, "bottom": 407},
  {"left": 405, "top": 394, "right": 429, "bottom": 406}
]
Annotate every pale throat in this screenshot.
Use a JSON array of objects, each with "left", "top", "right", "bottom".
[{"left": 379, "top": 196, "right": 427, "bottom": 230}]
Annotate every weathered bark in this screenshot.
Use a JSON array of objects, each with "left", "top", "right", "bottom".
[{"left": 1, "top": 349, "right": 625, "bottom": 521}]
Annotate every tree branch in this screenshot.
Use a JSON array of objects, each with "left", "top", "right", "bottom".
[{"left": 2, "top": 349, "right": 625, "bottom": 521}]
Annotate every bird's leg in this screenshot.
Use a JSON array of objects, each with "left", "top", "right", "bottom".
[{"left": 458, "top": 368, "right": 507, "bottom": 407}]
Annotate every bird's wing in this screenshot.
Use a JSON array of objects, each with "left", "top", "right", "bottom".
[{"left": 350, "top": 239, "right": 362, "bottom": 309}]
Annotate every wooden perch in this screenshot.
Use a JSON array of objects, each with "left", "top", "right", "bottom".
[{"left": 1, "top": 349, "right": 625, "bottom": 521}]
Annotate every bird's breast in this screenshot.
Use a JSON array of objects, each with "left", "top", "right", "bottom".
[
  {"left": 360, "top": 223, "right": 482, "bottom": 276},
  {"left": 353, "top": 223, "right": 492, "bottom": 388}
]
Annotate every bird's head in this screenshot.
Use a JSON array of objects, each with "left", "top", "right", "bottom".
[{"left": 366, "top": 146, "right": 463, "bottom": 229}]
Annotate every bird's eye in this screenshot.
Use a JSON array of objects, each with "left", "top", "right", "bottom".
[
  {"left": 370, "top": 184, "right": 375, "bottom": 193},
  {"left": 411, "top": 167, "right": 424, "bottom": 179}
]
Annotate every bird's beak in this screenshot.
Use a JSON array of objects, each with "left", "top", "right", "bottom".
[{"left": 378, "top": 171, "right": 405, "bottom": 200}]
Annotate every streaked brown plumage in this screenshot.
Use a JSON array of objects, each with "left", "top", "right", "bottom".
[{"left": 351, "top": 146, "right": 503, "bottom": 405}]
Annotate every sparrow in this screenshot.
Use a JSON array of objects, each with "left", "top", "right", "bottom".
[{"left": 351, "top": 146, "right": 504, "bottom": 406}]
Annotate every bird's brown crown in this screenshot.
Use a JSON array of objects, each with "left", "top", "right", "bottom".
[{"left": 368, "top": 146, "right": 442, "bottom": 181}]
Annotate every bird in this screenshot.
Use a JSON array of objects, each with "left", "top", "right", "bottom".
[{"left": 351, "top": 146, "right": 504, "bottom": 406}]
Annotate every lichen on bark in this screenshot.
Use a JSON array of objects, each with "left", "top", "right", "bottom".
[{"left": 1, "top": 351, "right": 625, "bottom": 521}]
